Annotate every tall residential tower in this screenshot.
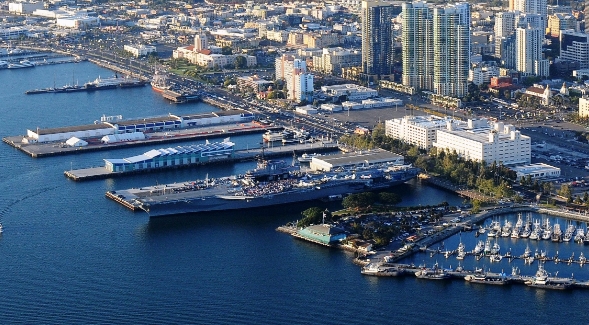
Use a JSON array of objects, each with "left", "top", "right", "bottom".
[{"left": 361, "top": 0, "right": 395, "bottom": 82}]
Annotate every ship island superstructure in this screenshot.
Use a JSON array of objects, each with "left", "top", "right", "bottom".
[{"left": 107, "top": 150, "right": 419, "bottom": 217}]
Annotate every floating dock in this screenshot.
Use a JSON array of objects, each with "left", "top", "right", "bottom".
[{"left": 64, "top": 142, "right": 339, "bottom": 181}]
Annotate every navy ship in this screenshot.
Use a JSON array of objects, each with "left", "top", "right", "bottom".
[{"left": 107, "top": 159, "right": 419, "bottom": 217}]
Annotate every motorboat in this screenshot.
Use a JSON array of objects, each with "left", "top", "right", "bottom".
[{"left": 7, "top": 59, "right": 35, "bottom": 69}]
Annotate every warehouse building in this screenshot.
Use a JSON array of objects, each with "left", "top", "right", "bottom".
[{"left": 310, "top": 149, "right": 404, "bottom": 171}]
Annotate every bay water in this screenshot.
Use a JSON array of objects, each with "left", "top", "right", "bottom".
[{"left": 0, "top": 62, "right": 586, "bottom": 324}]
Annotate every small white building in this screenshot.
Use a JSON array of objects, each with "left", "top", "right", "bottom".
[
  {"left": 341, "top": 101, "right": 363, "bottom": 110},
  {"left": 295, "top": 105, "right": 318, "bottom": 115},
  {"left": 124, "top": 44, "right": 157, "bottom": 57},
  {"left": 511, "top": 163, "right": 561, "bottom": 180},
  {"left": 321, "top": 84, "right": 378, "bottom": 101},
  {"left": 320, "top": 103, "right": 342, "bottom": 112},
  {"left": 310, "top": 149, "right": 404, "bottom": 171}
]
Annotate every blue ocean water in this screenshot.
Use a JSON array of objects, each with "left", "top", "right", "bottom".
[{"left": 0, "top": 62, "right": 587, "bottom": 324}]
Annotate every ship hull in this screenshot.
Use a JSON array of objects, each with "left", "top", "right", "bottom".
[{"left": 142, "top": 177, "right": 413, "bottom": 217}]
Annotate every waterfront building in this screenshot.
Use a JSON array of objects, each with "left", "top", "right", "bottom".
[
  {"left": 361, "top": 0, "right": 395, "bottom": 82},
  {"left": 296, "top": 225, "right": 346, "bottom": 245},
  {"left": 511, "top": 163, "right": 561, "bottom": 180},
  {"left": 559, "top": 30, "right": 589, "bottom": 69},
  {"left": 123, "top": 45, "right": 157, "bottom": 58},
  {"left": 103, "top": 140, "right": 235, "bottom": 172},
  {"left": 24, "top": 111, "right": 254, "bottom": 143},
  {"left": 385, "top": 115, "right": 461, "bottom": 150},
  {"left": 310, "top": 149, "right": 404, "bottom": 171},
  {"left": 516, "top": 26, "right": 549, "bottom": 77},
  {"left": 433, "top": 119, "right": 531, "bottom": 165},
  {"left": 579, "top": 96, "right": 589, "bottom": 117}
]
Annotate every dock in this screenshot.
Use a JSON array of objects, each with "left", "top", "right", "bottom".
[
  {"left": 64, "top": 142, "right": 339, "bottom": 181},
  {"left": 162, "top": 90, "right": 200, "bottom": 103}
]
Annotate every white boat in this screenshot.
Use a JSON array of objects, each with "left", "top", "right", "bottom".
[
  {"left": 522, "top": 244, "right": 531, "bottom": 258},
  {"left": 525, "top": 263, "right": 573, "bottom": 290},
  {"left": 0, "top": 223, "right": 3, "bottom": 233},
  {"left": 473, "top": 240, "right": 484, "bottom": 255},
  {"left": 262, "top": 130, "right": 283, "bottom": 142},
  {"left": 579, "top": 252, "right": 587, "bottom": 265},
  {"left": 297, "top": 153, "right": 321, "bottom": 163},
  {"left": 501, "top": 220, "right": 512, "bottom": 237},
  {"left": 490, "top": 254, "right": 503, "bottom": 262},
  {"left": 7, "top": 59, "right": 35, "bottom": 69},
  {"left": 563, "top": 223, "right": 575, "bottom": 242},
  {"left": 574, "top": 227, "right": 585, "bottom": 243},
  {"left": 490, "top": 241, "right": 500, "bottom": 255},
  {"left": 551, "top": 223, "right": 562, "bottom": 242},
  {"left": 515, "top": 213, "right": 523, "bottom": 229}
]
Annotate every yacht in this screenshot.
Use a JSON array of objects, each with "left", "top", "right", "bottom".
[
  {"left": 520, "top": 224, "right": 531, "bottom": 238},
  {"left": 7, "top": 59, "right": 35, "bottom": 69},
  {"left": 574, "top": 227, "right": 585, "bottom": 243},
  {"left": 473, "top": 240, "right": 484, "bottom": 255},
  {"left": 501, "top": 220, "right": 512, "bottom": 237},
  {"left": 522, "top": 244, "right": 532, "bottom": 258},
  {"left": 490, "top": 241, "right": 501, "bottom": 255},
  {"left": 297, "top": 153, "right": 322, "bottom": 163},
  {"left": 563, "top": 223, "right": 575, "bottom": 242},
  {"left": 541, "top": 219, "right": 552, "bottom": 240},
  {"left": 525, "top": 263, "right": 573, "bottom": 290},
  {"left": 465, "top": 272, "right": 510, "bottom": 285},
  {"left": 415, "top": 263, "right": 450, "bottom": 280},
  {"left": 551, "top": 223, "right": 562, "bottom": 242}
]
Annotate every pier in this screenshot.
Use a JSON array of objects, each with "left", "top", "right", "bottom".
[
  {"left": 162, "top": 90, "right": 200, "bottom": 104},
  {"left": 3, "top": 122, "right": 280, "bottom": 158},
  {"left": 64, "top": 142, "right": 338, "bottom": 181}
]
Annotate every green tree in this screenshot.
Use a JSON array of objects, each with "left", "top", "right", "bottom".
[
  {"left": 234, "top": 56, "right": 247, "bottom": 69},
  {"left": 221, "top": 46, "right": 233, "bottom": 55},
  {"left": 378, "top": 192, "right": 401, "bottom": 205}
]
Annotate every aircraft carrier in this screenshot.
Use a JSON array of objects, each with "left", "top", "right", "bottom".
[{"left": 106, "top": 159, "right": 419, "bottom": 217}]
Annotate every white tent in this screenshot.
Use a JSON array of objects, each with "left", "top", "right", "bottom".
[
  {"left": 65, "top": 137, "right": 88, "bottom": 147},
  {"left": 101, "top": 132, "right": 146, "bottom": 144}
]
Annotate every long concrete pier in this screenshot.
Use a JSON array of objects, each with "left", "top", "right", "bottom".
[
  {"left": 64, "top": 141, "right": 338, "bottom": 181},
  {"left": 3, "top": 122, "right": 278, "bottom": 158}
]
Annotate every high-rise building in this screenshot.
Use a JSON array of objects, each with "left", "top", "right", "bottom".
[
  {"left": 275, "top": 55, "right": 314, "bottom": 102},
  {"left": 560, "top": 30, "right": 589, "bottom": 69},
  {"left": 401, "top": 1, "right": 470, "bottom": 98},
  {"left": 516, "top": 26, "right": 549, "bottom": 77},
  {"left": 401, "top": 2, "right": 433, "bottom": 91},
  {"left": 361, "top": 0, "right": 395, "bottom": 82},
  {"left": 432, "top": 3, "right": 470, "bottom": 98},
  {"left": 513, "top": 0, "right": 547, "bottom": 28}
]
